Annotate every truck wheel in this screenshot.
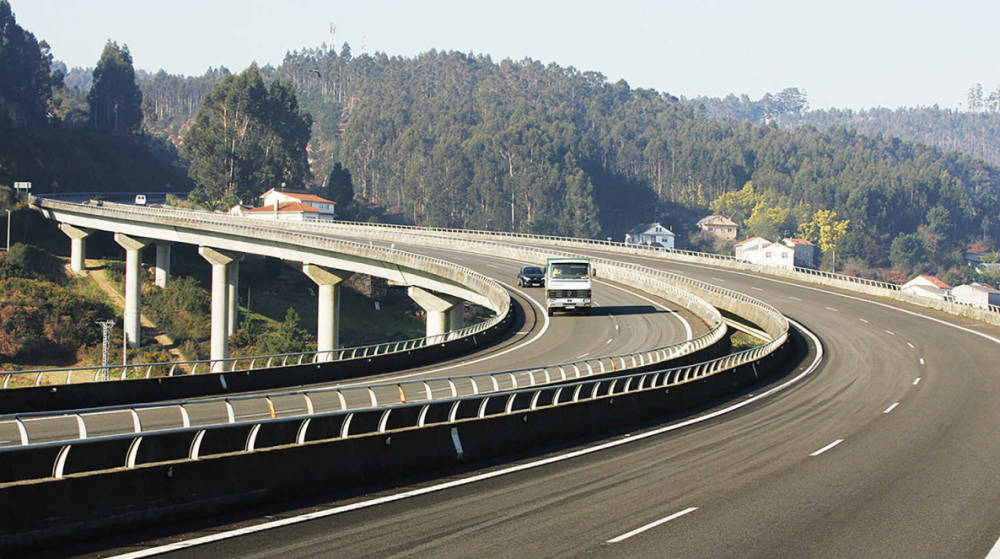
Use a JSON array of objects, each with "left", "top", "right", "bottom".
[{"left": 547, "top": 308, "right": 553, "bottom": 317}]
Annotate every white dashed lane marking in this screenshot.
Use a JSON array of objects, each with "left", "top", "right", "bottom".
[{"left": 810, "top": 439, "right": 844, "bottom": 457}]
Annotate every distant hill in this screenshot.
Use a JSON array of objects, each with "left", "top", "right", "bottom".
[{"left": 130, "top": 50, "right": 1000, "bottom": 259}]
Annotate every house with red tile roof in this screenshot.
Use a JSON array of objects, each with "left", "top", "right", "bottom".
[
  {"left": 246, "top": 189, "right": 337, "bottom": 222},
  {"left": 733, "top": 236, "right": 794, "bottom": 269},
  {"left": 901, "top": 274, "right": 952, "bottom": 300},
  {"left": 781, "top": 237, "right": 815, "bottom": 268}
]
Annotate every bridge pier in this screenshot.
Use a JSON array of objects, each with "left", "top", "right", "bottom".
[
  {"left": 227, "top": 258, "right": 240, "bottom": 336},
  {"left": 408, "top": 287, "right": 464, "bottom": 341},
  {"left": 114, "top": 233, "right": 151, "bottom": 348},
  {"left": 199, "top": 247, "right": 242, "bottom": 372},
  {"left": 302, "top": 264, "right": 352, "bottom": 362},
  {"left": 154, "top": 243, "right": 171, "bottom": 288},
  {"left": 60, "top": 224, "right": 92, "bottom": 273}
]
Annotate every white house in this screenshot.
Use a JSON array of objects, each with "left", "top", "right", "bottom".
[
  {"left": 625, "top": 222, "right": 675, "bottom": 249},
  {"left": 245, "top": 201, "right": 335, "bottom": 222},
  {"left": 781, "top": 237, "right": 815, "bottom": 268},
  {"left": 900, "top": 275, "right": 952, "bottom": 300},
  {"left": 734, "top": 236, "right": 795, "bottom": 269},
  {"left": 259, "top": 189, "right": 337, "bottom": 217},
  {"left": 734, "top": 236, "right": 770, "bottom": 261},
  {"left": 951, "top": 283, "right": 1000, "bottom": 309}
]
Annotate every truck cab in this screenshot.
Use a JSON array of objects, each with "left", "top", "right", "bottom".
[{"left": 545, "top": 258, "right": 592, "bottom": 316}]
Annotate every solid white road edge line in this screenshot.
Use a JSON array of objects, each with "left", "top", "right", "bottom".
[
  {"left": 596, "top": 279, "right": 694, "bottom": 341},
  {"left": 810, "top": 439, "right": 844, "bottom": 457},
  {"left": 108, "top": 318, "right": 823, "bottom": 558},
  {"left": 606, "top": 507, "right": 699, "bottom": 543}
]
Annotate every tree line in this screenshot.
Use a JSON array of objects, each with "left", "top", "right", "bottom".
[{"left": 7, "top": 2, "right": 1000, "bottom": 278}]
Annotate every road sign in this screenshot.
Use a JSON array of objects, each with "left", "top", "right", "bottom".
[{"left": 13, "top": 181, "right": 31, "bottom": 191}]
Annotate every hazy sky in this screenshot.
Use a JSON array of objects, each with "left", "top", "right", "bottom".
[{"left": 12, "top": 0, "right": 1000, "bottom": 110}]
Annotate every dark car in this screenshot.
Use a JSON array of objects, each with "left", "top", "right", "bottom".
[{"left": 517, "top": 265, "right": 545, "bottom": 287}]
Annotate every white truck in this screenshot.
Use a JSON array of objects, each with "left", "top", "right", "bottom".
[{"left": 545, "top": 257, "right": 592, "bottom": 316}]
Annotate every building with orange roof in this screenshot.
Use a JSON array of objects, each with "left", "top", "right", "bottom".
[
  {"left": 243, "top": 189, "right": 337, "bottom": 222},
  {"left": 734, "top": 236, "right": 794, "bottom": 269},
  {"left": 781, "top": 237, "right": 815, "bottom": 268},
  {"left": 901, "top": 274, "right": 952, "bottom": 300},
  {"left": 259, "top": 189, "right": 337, "bottom": 217}
]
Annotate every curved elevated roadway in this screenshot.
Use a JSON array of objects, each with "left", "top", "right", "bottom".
[
  {"left": 91, "top": 241, "right": 1000, "bottom": 559},
  {"left": 1, "top": 245, "right": 707, "bottom": 445}
]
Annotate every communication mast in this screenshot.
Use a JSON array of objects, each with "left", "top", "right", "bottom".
[
  {"left": 329, "top": 22, "right": 336, "bottom": 53},
  {"left": 95, "top": 320, "right": 115, "bottom": 381}
]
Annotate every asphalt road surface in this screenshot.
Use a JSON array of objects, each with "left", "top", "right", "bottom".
[{"left": 74, "top": 242, "right": 1000, "bottom": 559}]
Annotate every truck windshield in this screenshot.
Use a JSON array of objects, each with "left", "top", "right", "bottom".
[{"left": 550, "top": 263, "right": 589, "bottom": 279}]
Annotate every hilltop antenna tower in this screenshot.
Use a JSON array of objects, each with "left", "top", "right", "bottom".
[
  {"left": 361, "top": 35, "right": 368, "bottom": 55},
  {"left": 329, "top": 22, "right": 336, "bottom": 53}
]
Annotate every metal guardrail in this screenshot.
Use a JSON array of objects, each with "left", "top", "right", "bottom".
[
  {"left": 0, "top": 333, "right": 786, "bottom": 482},
  {"left": 0, "top": 318, "right": 725, "bottom": 447},
  {"left": 0, "top": 318, "right": 500, "bottom": 389}
]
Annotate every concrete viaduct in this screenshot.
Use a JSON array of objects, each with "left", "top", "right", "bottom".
[{"left": 41, "top": 199, "right": 506, "bottom": 371}]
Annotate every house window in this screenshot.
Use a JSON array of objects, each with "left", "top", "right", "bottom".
[
  {"left": 781, "top": 253, "right": 788, "bottom": 258},
  {"left": 765, "top": 252, "right": 772, "bottom": 258},
  {"left": 708, "top": 226, "right": 714, "bottom": 231}
]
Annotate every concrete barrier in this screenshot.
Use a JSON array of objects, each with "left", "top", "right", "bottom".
[{"left": 0, "top": 329, "right": 801, "bottom": 553}]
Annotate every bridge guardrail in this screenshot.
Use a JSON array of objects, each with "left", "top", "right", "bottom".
[
  {"left": 0, "top": 330, "right": 787, "bottom": 484},
  {"left": 303, "top": 218, "right": 1000, "bottom": 324},
  {"left": 1, "top": 316, "right": 501, "bottom": 389},
  {"left": 0, "top": 316, "right": 725, "bottom": 447}
]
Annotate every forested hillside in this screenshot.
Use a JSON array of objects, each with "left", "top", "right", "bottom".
[
  {"left": 0, "top": 2, "right": 189, "bottom": 194},
  {"left": 9, "top": 0, "right": 1000, "bottom": 276},
  {"left": 687, "top": 88, "right": 1000, "bottom": 169},
  {"left": 132, "top": 48, "right": 1000, "bottom": 267}
]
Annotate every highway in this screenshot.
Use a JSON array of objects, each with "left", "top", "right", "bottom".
[
  {"left": 1, "top": 249, "right": 704, "bottom": 446},
  {"left": 75, "top": 242, "right": 1000, "bottom": 559}
]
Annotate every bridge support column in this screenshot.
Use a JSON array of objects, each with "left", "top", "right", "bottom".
[
  {"left": 449, "top": 303, "right": 465, "bottom": 338},
  {"left": 60, "top": 224, "right": 92, "bottom": 273},
  {"left": 154, "top": 243, "right": 171, "bottom": 288},
  {"left": 302, "top": 264, "right": 352, "bottom": 362},
  {"left": 199, "top": 247, "right": 241, "bottom": 372},
  {"left": 227, "top": 258, "right": 240, "bottom": 336},
  {"left": 114, "top": 233, "right": 151, "bottom": 348},
  {"left": 408, "top": 287, "right": 463, "bottom": 342}
]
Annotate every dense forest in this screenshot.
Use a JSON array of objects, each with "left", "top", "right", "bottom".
[
  {"left": 122, "top": 47, "right": 1000, "bottom": 268},
  {"left": 687, "top": 86, "right": 1000, "bottom": 169},
  {"left": 7, "top": 0, "right": 1000, "bottom": 277}
]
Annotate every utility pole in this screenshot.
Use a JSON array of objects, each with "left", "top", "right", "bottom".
[
  {"left": 95, "top": 320, "right": 115, "bottom": 381},
  {"left": 5, "top": 209, "right": 10, "bottom": 252}
]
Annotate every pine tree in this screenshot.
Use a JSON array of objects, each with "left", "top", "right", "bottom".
[{"left": 88, "top": 41, "right": 143, "bottom": 134}]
